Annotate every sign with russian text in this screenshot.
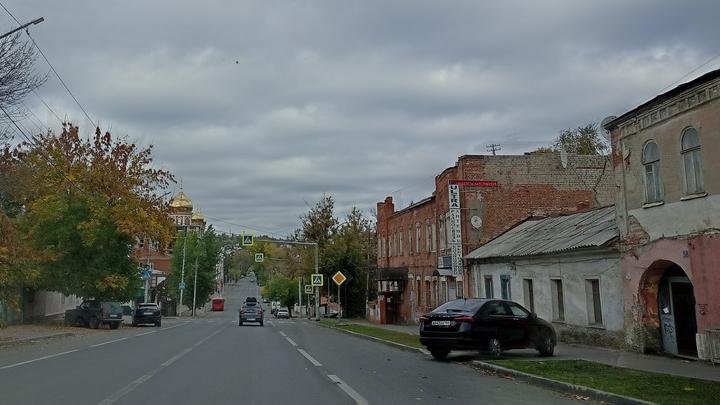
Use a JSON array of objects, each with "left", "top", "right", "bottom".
[
  {"left": 449, "top": 180, "right": 498, "bottom": 187},
  {"left": 448, "top": 183, "right": 462, "bottom": 276}
]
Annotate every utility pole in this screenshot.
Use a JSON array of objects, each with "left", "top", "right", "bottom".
[
  {"left": 179, "top": 228, "right": 188, "bottom": 316},
  {"left": 315, "top": 243, "right": 320, "bottom": 321},
  {"left": 192, "top": 255, "right": 199, "bottom": 317},
  {"left": 298, "top": 277, "right": 302, "bottom": 316},
  {"left": 486, "top": 143, "right": 502, "bottom": 155}
]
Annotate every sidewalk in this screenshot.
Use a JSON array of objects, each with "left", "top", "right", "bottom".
[
  {"left": 343, "top": 318, "right": 720, "bottom": 382},
  {"left": 0, "top": 324, "right": 82, "bottom": 347}
]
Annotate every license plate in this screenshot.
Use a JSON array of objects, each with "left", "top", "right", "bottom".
[
  {"left": 431, "top": 320, "right": 452, "bottom": 326},
  {"left": 110, "top": 314, "right": 119, "bottom": 318},
  {"left": 143, "top": 312, "right": 153, "bottom": 315},
  {"left": 247, "top": 318, "right": 256, "bottom": 321}
]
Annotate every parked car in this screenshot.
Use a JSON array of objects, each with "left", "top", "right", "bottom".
[
  {"left": 64, "top": 300, "right": 123, "bottom": 329},
  {"left": 239, "top": 298, "right": 264, "bottom": 326},
  {"left": 132, "top": 303, "right": 162, "bottom": 327},
  {"left": 276, "top": 308, "right": 290, "bottom": 319},
  {"left": 419, "top": 298, "right": 556, "bottom": 360}
]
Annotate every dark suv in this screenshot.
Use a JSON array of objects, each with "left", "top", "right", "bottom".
[
  {"left": 132, "top": 303, "right": 162, "bottom": 327},
  {"left": 65, "top": 300, "right": 123, "bottom": 329},
  {"left": 239, "top": 297, "right": 263, "bottom": 326}
]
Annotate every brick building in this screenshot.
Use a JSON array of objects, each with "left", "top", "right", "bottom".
[
  {"left": 371, "top": 152, "right": 615, "bottom": 324},
  {"left": 604, "top": 68, "right": 720, "bottom": 359}
]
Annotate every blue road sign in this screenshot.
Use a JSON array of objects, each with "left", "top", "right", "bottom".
[
  {"left": 255, "top": 253, "right": 264, "bottom": 263},
  {"left": 311, "top": 273, "right": 323, "bottom": 286},
  {"left": 179, "top": 282, "right": 186, "bottom": 290},
  {"left": 142, "top": 269, "right": 152, "bottom": 280},
  {"left": 242, "top": 234, "right": 254, "bottom": 246}
]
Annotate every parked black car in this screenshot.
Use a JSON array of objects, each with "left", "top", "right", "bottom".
[
  {"left": 132, "top": 303, "right": 162, "bottom": 327},
  {"left": 64, "top": 300, "right": 123, "bottom": 329},
  {"left": 419, "top": 298, "right": 557, "bottom": 360},
  {"left": 239, "top": 297, "right": 263, "bottom": 326}
]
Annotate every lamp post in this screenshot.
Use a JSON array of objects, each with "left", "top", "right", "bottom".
[{"left": 0, "top": 17, "right": 44, "bottom": 41}]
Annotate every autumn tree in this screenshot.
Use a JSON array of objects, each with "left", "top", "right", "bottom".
[
  {"left": 265, "top": 275, "right": 298, "bottom": 317},
  {"left": 552, "top": 123, "right": 607, "bottom": 155},
  {"left": 13, "top": 125, "right": 174, "bottom": 300}
]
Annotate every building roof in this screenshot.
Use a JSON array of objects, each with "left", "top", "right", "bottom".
[
  {"left": 465, "top": 206, "right": 618, "bottom": 261},
  {"left": 169, "top": 190, "right": 193, "bottom": 210},
  {"left": 604, "top": 68, "right": 720, "bottom": 130}
]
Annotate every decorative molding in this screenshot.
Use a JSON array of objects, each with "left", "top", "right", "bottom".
[{"left": 618, "top": 79, "right": 720, "bottom": 137}]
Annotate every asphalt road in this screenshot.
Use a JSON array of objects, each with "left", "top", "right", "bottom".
[{"left": 0, "top": 278, "right": 586, "bottom": 405}]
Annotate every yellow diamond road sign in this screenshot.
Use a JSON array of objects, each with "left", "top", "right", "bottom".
[{"left": 332, "top": 271, "right": 347, "bottom": 286}]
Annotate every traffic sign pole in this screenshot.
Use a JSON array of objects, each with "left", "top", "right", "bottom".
[{"left": 315, "top": 244, "right": 320, "bottom": 321}]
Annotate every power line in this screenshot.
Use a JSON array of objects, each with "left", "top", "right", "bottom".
[
  {"left": 32, "top": 90, "right": 63, "bottom": 124},
  {"left": 202, "top": 214, "right": 290, "bottom": 238},
  {"left": 0, "top": 2, "right": 96, "bottom": 128}
]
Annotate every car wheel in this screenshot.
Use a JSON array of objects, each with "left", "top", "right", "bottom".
[
  {"left": 429, "top": 348, "right": 450, "bottom": 360},
  {"left": 89, "top": 317, "right": 99, "bottom": 329},
  {"left": 537, "top": 330, "right": 556, "bottom": 357},
  {"left": 488, "top": 337, "right": 502, "bottom": 357},
  {"left": 110, "top": 322, "right": 120, "bottom": 330}
]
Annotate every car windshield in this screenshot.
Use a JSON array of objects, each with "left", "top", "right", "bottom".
[
  {"left": 432, "top": 299, "right": 485, "bottom": 314},
  {"left": 101, "top": 302, "right": 121, "bottom": 313}
]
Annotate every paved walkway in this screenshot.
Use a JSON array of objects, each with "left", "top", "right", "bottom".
[
  {"left": 343, "top": 318, "right": 720, "bottom": 382},
  {"left": 0, "top": 324, "right": 82, "bottom": 346}
]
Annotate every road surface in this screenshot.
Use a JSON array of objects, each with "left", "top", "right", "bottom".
[{"left": 0, "top": 278, "right": 585, "bottom": 404}]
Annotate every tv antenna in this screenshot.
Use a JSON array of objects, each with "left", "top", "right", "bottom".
[{"left": 486, "top": 144, "right": 502, "bottom": 155}]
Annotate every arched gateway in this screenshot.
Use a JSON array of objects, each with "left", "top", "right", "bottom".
[{"left": 639, "top": 260, "right": 698, "bottom": 356}]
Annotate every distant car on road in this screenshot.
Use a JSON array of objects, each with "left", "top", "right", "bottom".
[
  {"left": 132, "top": 303, "right": 162, "bottom": 327},
  {"left": 239, "top": 297, "right": 263, "bottom": 326},
  {"left": 276, "top": 308, "right": 290, "bottom": 319},
  {"left": 65, "top": 300, "right": 123, "bottom": 329},
  {"left": 419, "top": 298, "right": 556, "bottom": 360}
]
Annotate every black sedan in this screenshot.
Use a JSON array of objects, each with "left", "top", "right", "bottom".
[
  {"left": 132, "top": 303, "right": 162, "bottom": 327},
  {"left": 419, "top": 298, "right": 556, "bottom": 360}
]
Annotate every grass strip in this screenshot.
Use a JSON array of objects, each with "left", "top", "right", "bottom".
[
  {"left": 489, "top": 359, "right": 720, "bottom": 405},
  {"left": 319, "top": 319, "right": 423, "bottom": 349}
]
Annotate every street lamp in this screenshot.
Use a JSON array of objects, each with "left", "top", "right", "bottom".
[{"left": 0, "top": 17, "right": 44, "bottom": 41}]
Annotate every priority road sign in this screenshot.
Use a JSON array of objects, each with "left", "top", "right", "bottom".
[
  {"left": 255, "top": 253, "right": 264, "bottom": 262},
  {"left": 242, "top": 233, "right": 254, "bottom": 246},
  {"left": 179, "top": 282, "right": 186, "bottom": 290},
  {"left": 332, "top": 271, "right": 347, "bottom": 286},
  {"left": 304, "top": 285, "right": 313, "bottom": 294},
  {"left": 311, "top": 273, "right": 323, "bottom": 286}
]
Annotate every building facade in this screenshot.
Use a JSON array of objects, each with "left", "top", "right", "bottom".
[
  {"left": 605, "top": 69, "right": 720, "bottom": 359},
  {"left": 373, "top": 152, "right": 615, "bottom": 324},
  {"left": 466, "top": 206, "right": 624, "bottom": 347}
]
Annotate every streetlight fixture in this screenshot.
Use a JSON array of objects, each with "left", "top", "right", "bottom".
[{"left": 0, "top": 17, "right": 44, "bottom": 41}]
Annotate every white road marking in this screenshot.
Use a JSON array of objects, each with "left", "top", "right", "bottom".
[
  {"left": 0, "top": 349, "right": 79, "bottom": 370},
  {"left": 91, "top": 337, "right": 130, "bottom": 347},
  {"left": 285, "top": 337, "right": 298, "bottom": 347},
  {"left": 297, "top": 348, "right": 322, "bottom": 366},
  {"left": 193, "top": 328, "right": 224, "bottom": 347},
  {"left": 327, "top": 374, "right": 369, "bottom": 405},
  {"left": 268, "top": 321, "right": 276, "bottom": 326},
  {"left": 279, "top": 331, "right": 287, "bottom": 337},
  {"left": 161, "top": 347, "right": 193, "bottom": 367},
  {"left": 135, "top": 330, "right": 157, "bottom": 337}
]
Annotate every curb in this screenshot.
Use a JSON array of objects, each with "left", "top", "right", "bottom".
[
  {"left": 0, "top": 332, "right": 77, "bottom": 348},
  {"left": 312, "top": 321, "right": 430, "bottom": 355},
  {"left": 471, "top": 360, "right": 656, "bottom": 405}
]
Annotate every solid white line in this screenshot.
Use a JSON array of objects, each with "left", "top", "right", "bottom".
[
  {"left": 91, "top": 337, "right": 130, "bottom": 347},
  {"left": 98, "top": 373, "right": 153, "bottom": 405},
  {"left": 135, "top": 330, "right": 157, "bottom": 337},
  {"left": 297, "top": 349, "right": 322, "bottom": 366},
  {"left": 327, "top": 374, "right": 369, "bottom": 405},
  {"left": 161, "top": 347, "right": 193, "bottom": 367},
  {"left": 285, "top": 337, "right": 298, "bottom": 347},
  {"left": 0, "top": 349, "right": 79, "bottom": 370},
  {"left": 193, "top": 328, "right": 224, "bottom": 347},
  {"left": 160, "top": 323, "right": 187, "bottom": 331},
  {"left": 279, "top": 331, "right": 287, "bottom": 337}
]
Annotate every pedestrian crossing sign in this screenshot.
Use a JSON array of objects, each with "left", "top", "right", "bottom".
[
  {"left": 311, "top": 273, "right": 323, "bottom": 286},
  {"left": 304, "top": 285, "right": 313, "bottom": 294},
  {"left": 242, "top": 233, "right": 254, "bottom": 246},
  {"left": 255, "top": 253, "right": 264, "bottom": 263}
]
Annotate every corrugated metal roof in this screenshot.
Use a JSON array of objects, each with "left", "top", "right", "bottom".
[{"left": 465, "top": 206, "right": 618, "bottom": 260}]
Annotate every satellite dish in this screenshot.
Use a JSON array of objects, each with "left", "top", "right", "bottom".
[
  {"left": 600, "top": 115, "right": 618, "bottom": 142},
  {"left": 470, "top": 216, "right": 482, "bottom": 229}
]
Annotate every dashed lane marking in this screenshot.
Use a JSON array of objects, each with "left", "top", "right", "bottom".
[
  {"left": 328, "top": 374, "right": 369, "bottom": 405},
  {"left": 285, "top": 337, "right": 298, "bottom": 347},
  {"left": 297, "top": 348, "right": 322, "bottom": 366},
  {"left": 279, "top": 331, "right": 287, "bottom": 337},
  {"left": 91, "top": 337, "right": 130, "bottom": 347}
]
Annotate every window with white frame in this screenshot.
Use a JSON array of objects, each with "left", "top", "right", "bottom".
[
  {"left": 551, "top": 279, "right": 565, "bottom": 321},
  {"left": 408, "top": 227, "right": 413, "bottom": 255},
  {"left": 523, "top": 279, "right": 535, "bottom": 312},
  {"left": 425, "top": 220, "right": 431, "bottom": 252},
  {"left": 681, "top": 127, "right": 704, "bottom": 194},
  {"left": 500, "top": 275, "right": 511, "bottom": 300},
  {"left": 642, "top": 141, "right": 662, "bottom": 203},
  {"left": 416, "top": 223, "right": 422, "bottom": 253},
  {"left": 484, "top": 276, "right": 494, "bottom": 299},
  {"left": 431, "top": 222, "right": 437, "bottom": 252},
  {"left": 399, "top": 231, "right": 403, "bottom": 256}
]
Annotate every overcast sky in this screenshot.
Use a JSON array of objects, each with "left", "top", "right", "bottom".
[{"left": 5, "top": 1, "right": 720, "bottom": 236}]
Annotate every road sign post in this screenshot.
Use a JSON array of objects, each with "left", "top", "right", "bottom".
[{"left": 332, "top": 272, "right": 347, "bottom": 320}]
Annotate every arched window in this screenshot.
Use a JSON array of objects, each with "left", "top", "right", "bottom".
[
  {"left": 642, "top": 141, "right": 662, "bottom": 203},
  {"left": 681, "top": 128, "right": 704, "bottom": 194}
]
